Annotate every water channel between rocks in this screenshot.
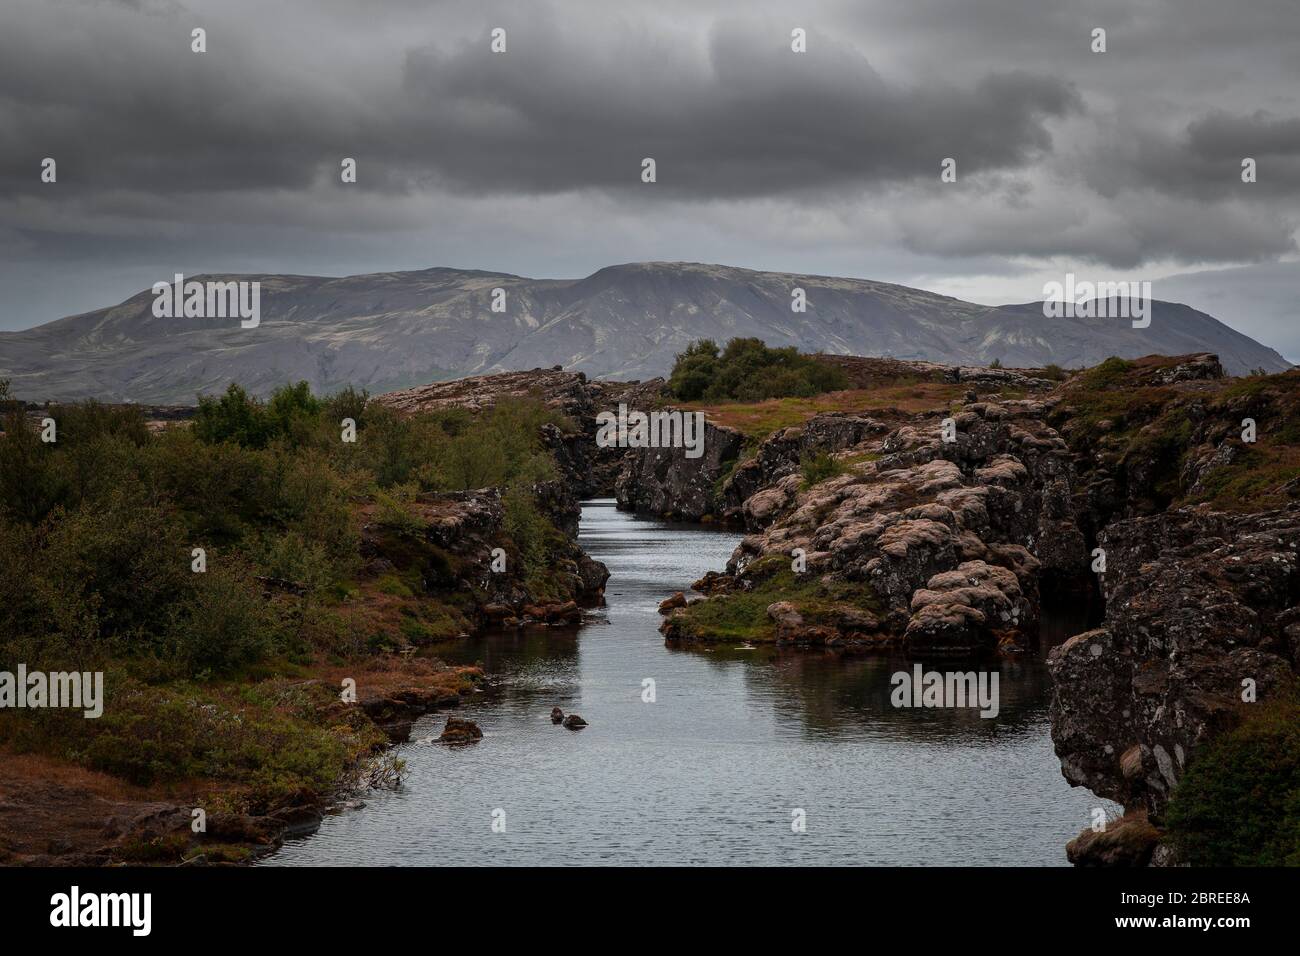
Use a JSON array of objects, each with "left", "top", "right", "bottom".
[{"left": 267, "top": 499, "right": 1108, "bottom": 866}]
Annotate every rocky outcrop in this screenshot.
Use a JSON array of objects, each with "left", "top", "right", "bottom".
[
  {"left": 1048, "top": 504, "right": 1300, "bottom": 819},
  {"left": 1151, "top": 352, "right": 1223, "bottom": 384},
  {"left": 616, "top": 358, "right": 1066, "bottom": 527},
  {"left": 379, "top": 366, "right": 601, "bottom": 417},
  {"left": 814, "top": 353, "right": 1062, "bottom": 392},
  {"left": 685, "top": 398, "right": 1089, "bottom": 656},
  {"left": 658, "top": 591, "right": 687, "bottom": 612},
  {"left": 360, "top": 679, "right": 470, "bottom": 743},
  {"left": 1042, "top": 353, "right": 1291, "bottom": 533},
  {"left": 360, "top": 486, "right": 608, "bottom": 634},
  {"left": 906, "top": 560, "right": 1033, "bottom": 656},
  {"left": 1065, "top": 811, "right": 1162, "bottom": 867},
  {"left": 614, "top": 419, "right": 746, "bottom": 521},
  {"left": 720, "top": 413, "right": 890, "bottom": 525}
]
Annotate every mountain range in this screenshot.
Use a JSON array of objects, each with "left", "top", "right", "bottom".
[{"left": 0, "top": 262, "right": 1290, "bottom": 403}]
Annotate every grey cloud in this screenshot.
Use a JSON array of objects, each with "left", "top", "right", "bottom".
[
  {"left": 1189, "top": 112, "right": 1300, "bottom": 158},
  {"left": 390, "top": 20, "right": 1081, "bottom": 197},
  {"left": 1078, "top": 109, "right": 1300, "bottom": 202},
  {"left": 895, "top": 181, "right": 1298, "bottom": 269},
  {"left": 0, "top": 6, "right": 1081, "bottom": 200}
]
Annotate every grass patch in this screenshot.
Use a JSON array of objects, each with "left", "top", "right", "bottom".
[
  {"left": 673, "top": 562, "right": 882, "bottom": 644},
  {"left": 800, "top": 450, "right": 847, "bottom": 489},
  {"left": 1185, "top": 445, "right": 1300, "bottom": 511},
  {"left": 1075, "top": 356, "right": 1134, "bottom": 390},
  {"left": 681, "top": 384, "right": 964, "bottom": 439}
]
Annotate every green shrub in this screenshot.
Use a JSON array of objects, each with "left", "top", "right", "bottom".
[
  {"left": 193, "top": 381, "right": 325, "bottom": 450},
  {"left": 36, "top": 488, "right": 192, "bottom": 656},
  {"left": 0, "top": 385, "right": 566, "bottom": 677},
  {"left": 1078, "top": 356, "right": 1134, "bottom": 390},
  {"left": 324, "top": 385, "right": 369, "bottom": 428},
  {"left": 1041, "top": 363, "right": 1068, "bottom": 381},
  {"left": 163, "top": 561, "right": 283, "bottom": 676},
  {"left": 420, "top": 398, "right": 562, "bottom": 491},
  {"left": 267, "top": 447, "right": 358, "bottom": 572},
  {"left": 668, "top": 337, "right": 848, "bottom": 402},
  {"left": 48, "top": 400, "right": 150, "bottom": 448},
  {"left": 800, "top": 450, "right": 847, "bottom": 489},
  {"left": 503, "top": 483, "right": 553, "bottom": 580},
  {"left": 0, "top": 410, "right": 68, "bottom": 524},
  {"left": 194, "top": 383, "right": 272, "bottom": 448},
  {"left": 148, "top": 428, "right": 274, "bottom": 542},
  {"left": 374, "top": 485, "right": 426, "bottom": 537},
  {"left": 1165, "top": 691, "right": 1300, "bottom": 865}
]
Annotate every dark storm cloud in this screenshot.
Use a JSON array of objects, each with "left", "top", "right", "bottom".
[
  {"left": 0, "top": 7, "right": 352, "bottom": 195},
  {"left": 0, "top": 9, "right": 1080, "bottom": 199},
  {"left": 391, "top": 21, "right": 1081, "bottom": 197},
  {"left": 1077, "top": 110, "right": 1300, "bottom": 202}
]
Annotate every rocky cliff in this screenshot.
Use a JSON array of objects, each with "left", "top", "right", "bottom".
[
  {"left": 1048, "top": 505, "right": 1300, "bottom": 825},
  {"left": 613, "top": 420, "right": 746, "bottom": 521}
]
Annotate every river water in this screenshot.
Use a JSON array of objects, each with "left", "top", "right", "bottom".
[{"left": 268, "top": 499, "right": 1106, "bottom": 866}]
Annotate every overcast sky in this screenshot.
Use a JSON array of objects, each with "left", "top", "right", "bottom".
[{"left": 1, "top": 0, "right": 1297, "bottom": 359}]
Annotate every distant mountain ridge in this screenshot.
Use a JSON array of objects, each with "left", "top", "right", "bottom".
[{"left": 0, "top": 261, "right": 1289, "bottom": 403}]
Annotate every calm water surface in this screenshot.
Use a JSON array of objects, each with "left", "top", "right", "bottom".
[{"left": 268, "top": 499, "right": 1106, "bottom": 866}]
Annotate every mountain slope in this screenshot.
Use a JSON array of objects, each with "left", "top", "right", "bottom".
[{"left": 0, "top": 262, "right": 1289, "bottom": 402}]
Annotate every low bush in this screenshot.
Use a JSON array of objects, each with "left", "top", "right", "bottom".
[
  {"left": 1165, "top": 691, "right": 1300, "bottom": 866},
  {"left": 668, "top": 338, "right": 848, "bottom": 402}
]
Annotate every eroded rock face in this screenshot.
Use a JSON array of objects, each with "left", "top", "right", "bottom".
[
  {"left": 1152, "top": 352, "right": 1223, "bottom": 385},
  {"left": 1048, "top": 505, "right": 1300, "bottom": 819},
  {"left": 379, "top": 366, "right": 600, "bottom": 417},
  {"left": 614, "top": 420, "right": 746, "bottom": 521},
  {"left": 813, "top": 353, "right": 1063, "bottom": 391}
]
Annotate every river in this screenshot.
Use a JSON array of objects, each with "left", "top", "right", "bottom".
[{"left": 267, "top": 499, "right": 1107, "bottom": 866}]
